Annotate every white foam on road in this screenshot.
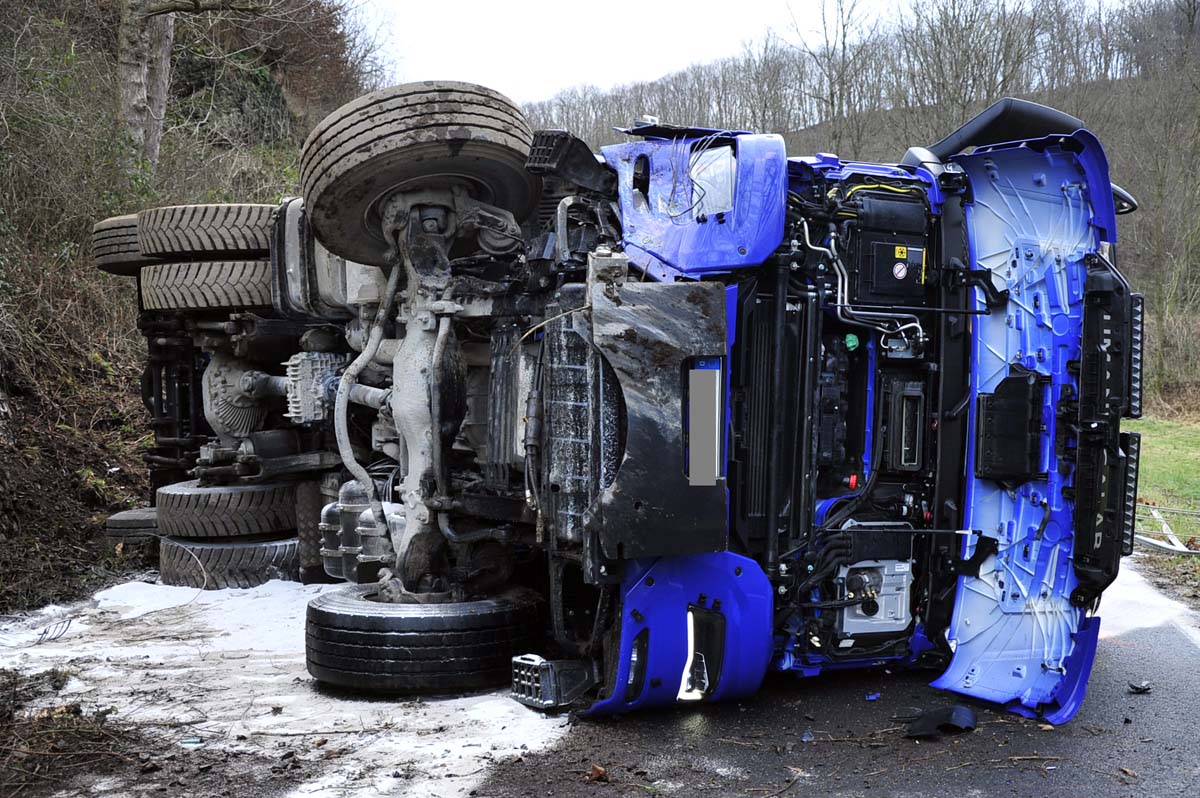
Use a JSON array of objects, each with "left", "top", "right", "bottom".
[
  {"left": 1101, "top": 555, "right": 1200, "bottom": 650},
  {"left": 0, "top": 579, "right": 567, "bottom": 797}
]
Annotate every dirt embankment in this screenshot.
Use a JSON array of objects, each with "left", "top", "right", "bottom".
[{"left": 0, "top": 370, "right": 148, "bottom": 614}]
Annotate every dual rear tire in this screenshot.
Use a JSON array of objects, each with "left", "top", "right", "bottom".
[
  {"left": 154, "top": 480, "right": 299, "bottom": 589},
  {"left": 94, "top": 203, "right": 276, "bottom": 312}
]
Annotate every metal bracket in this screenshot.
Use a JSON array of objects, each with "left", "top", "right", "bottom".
[{"left": 947, "top": 258, "right": 1009, "bottom": 309}]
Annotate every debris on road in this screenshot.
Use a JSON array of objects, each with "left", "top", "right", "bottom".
[
  {"left": 1127, "top": 680, "right": 1153, "bottom": 694},
  {"left": 903, "top": 705, "right": 977, "bottom": 738}
]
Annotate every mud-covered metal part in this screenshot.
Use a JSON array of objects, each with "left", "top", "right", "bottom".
[
  {"left": 453, "top": 187, "right": 525, "bottom": 255},
  {"left": 284, "top": 352, "right": 351, "bottom": 423},
  {"left": 194, "top": 427, "right": 341, "bottom": 483},
  {"left": 526, "top": 130, "right": 617, "bottom": 196},
  {"left": 271, "top": 196, "right": 354, "bottom": 320},
  {"left": 201, "top": 351, "right": 275, "bottom": 444},
  {"left": 542, "top": 284, "right": 607, "bottom": 550},
  {"left": 541, "top": 280, "right": 729, "bottom": 573},
  {"left": 483, "top": 325, "right": 521, "bottom": 489},
  {"left": 319, "top": 499, "right": 345, "bottom": 580},
  {"left": 138, "top": 314, "right": 210, "bottom": 493},
  {"left": 388, "top": 235, "right": 460, "bottom": 592}
]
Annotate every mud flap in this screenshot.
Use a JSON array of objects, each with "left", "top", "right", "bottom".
[{"left": 931, "top": 130, "right": 1136, "bottom": 723}]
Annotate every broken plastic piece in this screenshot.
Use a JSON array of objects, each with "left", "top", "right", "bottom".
[{"left": 903, "top": 704, "right": 977, "bottom": 738}]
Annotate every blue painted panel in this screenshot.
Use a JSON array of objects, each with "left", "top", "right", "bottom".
[
  {"left": 583, "top": 552, "right": 774, "bottom": 716},
  {"left": 931, "top": 130, "right": 1108, "bottom": 723},
  {"left": 602, "top": 134, "right": 788, "bottom": 280}
]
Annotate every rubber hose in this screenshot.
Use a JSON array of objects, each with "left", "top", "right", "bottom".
[{"left": 335, "top": 261, "right": 402, "bottom": 530}]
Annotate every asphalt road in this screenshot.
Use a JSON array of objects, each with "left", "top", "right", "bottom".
[{"left": 476, "top": 561, "right": 1200, "bottom": 798}]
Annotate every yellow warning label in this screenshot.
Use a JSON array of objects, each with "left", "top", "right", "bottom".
[{"left": 894, "top": 245, "right": 908, "bottom": 259}]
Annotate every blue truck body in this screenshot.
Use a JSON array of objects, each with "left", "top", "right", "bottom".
[{"left": 565, "top": 108, "right": 1141, "bottom": 723}]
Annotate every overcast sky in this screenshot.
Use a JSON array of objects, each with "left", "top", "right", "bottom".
[{"left": 361, "top": 0, "right": 822, "bottom": 104}]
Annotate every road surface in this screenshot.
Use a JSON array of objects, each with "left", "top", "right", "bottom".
[
  {"left": 0, "top": 557, "right": 1196, "bottom": 797},
  {"left": 477, "top": 558, "right": 1200, "bottom": 797}
]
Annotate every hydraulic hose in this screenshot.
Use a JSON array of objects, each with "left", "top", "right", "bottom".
[{"left": 335, "top": 260, "right": 403, "bottom": 530}]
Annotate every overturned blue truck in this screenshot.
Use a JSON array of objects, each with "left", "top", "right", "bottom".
[{"left": 102, "top": 83, "right": 1142, "bottom": 724}]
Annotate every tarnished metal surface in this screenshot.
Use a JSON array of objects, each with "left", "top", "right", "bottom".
[{"left": 588, "top": 281, "right": 728, "bottom": 559}]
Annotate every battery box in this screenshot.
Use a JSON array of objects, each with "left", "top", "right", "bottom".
[{"left": 849, "top": 194, "right": 930, "bottom": 306}]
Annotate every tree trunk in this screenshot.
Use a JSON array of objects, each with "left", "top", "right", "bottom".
[
  {"left": 117, "top": 0, "right": 152, "bottom": 172},
  {"left": 144, "top": 12, "right": 176, "bottom": 168},
  {"left": 117, "top": 0, "right": 175, "bottom": 175}
]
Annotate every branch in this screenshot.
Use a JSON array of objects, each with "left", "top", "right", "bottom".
[{"left": 142, "top": 0, "right": 266, "bottom": 17}]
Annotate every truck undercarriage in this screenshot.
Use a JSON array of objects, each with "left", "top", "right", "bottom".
[{"left": 100, "top": 85, "right": 1142, "bottom": 723}]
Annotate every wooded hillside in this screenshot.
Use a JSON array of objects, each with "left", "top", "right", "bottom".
[
  {"left": 526, "top": 0, "right": 1200, "bottom": 409},
  {"left": 0, "top": 0, "right": 383, "bottom": 612}
]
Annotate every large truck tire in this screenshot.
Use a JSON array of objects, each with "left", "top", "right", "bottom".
[
  {"left": 93, "top": 215, "right": 161, "bottom": 276},
  {"left": 139, "top": 260, "right": 272, "bottom": 310},
  {"left": 299, "top": 81, "right": 538, "bottom": 266},
  {"left": 305, "top": 585, "right": 542, "bottom": 692},
  {"left": 137, "top": 204, "right": 275, "bottom": 258},
  {"left": 103, "top": 507, "right": 159, "bottom": 561},
  {"left": 159, "top": 536, "right": 299, "bottom": 589},
  {"left": 156, "top": 480, "right": 297, "bottom": 539}
]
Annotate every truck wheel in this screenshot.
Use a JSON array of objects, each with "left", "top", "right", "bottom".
[
  {"left": 299, "top": 80, "right": 539, "bottom": 266},
  {"left": 103, "top": 507, "right": 159, "bottom": 561},
  {"left": 93, "top": 215, "right": 160, "bottom": 276},
  {"left": 137, "top": 204, "right": 275, "bottom": 258},
  {"left": 159, "top": 536, "right": 299, "bottom": 589},
  {"left": 305, "top": 585, "right": 542, "bottom": 692},
  {"left": 156, "top": 480, "right": 297, "bottom": 538},
  {"left": 139, "top": 260, "right": 271, "bottom": 310}
]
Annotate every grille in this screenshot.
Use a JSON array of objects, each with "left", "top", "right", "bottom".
[
  {"left": 1128, "top": 293, "right": 1144, "bottom": 418},
  {"left": 1120, "top": 431, "right": 1141, "bottom": 556}
]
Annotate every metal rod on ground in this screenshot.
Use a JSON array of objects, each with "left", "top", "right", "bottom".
[
  {"left": 1137, "top": 502, "right": 1200, "bottom": 518},
  {"left": 1134, "top": 534, "right": 1200, "bottom": 555},
  {"left": 1148, "top": 507, "right": 1186, "bottom": 549}
]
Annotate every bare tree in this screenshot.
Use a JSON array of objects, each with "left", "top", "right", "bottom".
[
  {"left": 117, "top": 0, "right": 262, "bottom": 173},
  {"left": 117, "top": 0, "right": 386, "bottom": 174}
]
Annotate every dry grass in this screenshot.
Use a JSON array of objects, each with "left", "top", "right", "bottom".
[{"left": 0, "top": 669, "right": 146, "bottom": 797}]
